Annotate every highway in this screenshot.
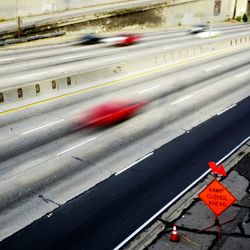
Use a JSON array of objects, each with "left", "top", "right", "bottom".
[
  {"left": 0, "top": 24, "right": 250, "bottom": 247},
  {"left": 0, "top": 24, "right": 250, "bottom": 89},
  {"left": 1, "top": 96, "right": 250, "bottom": 250}
]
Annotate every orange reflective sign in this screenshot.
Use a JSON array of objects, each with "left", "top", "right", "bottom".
[{"left": 198, "top": 179, "right": 236, "bottom": 216}]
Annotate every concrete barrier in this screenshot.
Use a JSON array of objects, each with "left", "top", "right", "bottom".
[{"left": 1, "top": 33, "right": 250, "bottom": 107}]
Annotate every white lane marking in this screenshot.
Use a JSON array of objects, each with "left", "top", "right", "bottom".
[
  {"left": 63, "top": 55, "right": 81, "bottom": 60},
  {"left": 70, "top": 47, "right": 82, "bottom": 51},
  {"left": 56, "top": 137, "right": 96, "bottom": 156},
  {"left": 205, "top": 65, "right": 221, "bottom": 72},
  {"left": 170, "top": 95, "right": 193, "bottom": 105},
  {"left": 217, "top": 104, "right": 236, "bottom": 116},
  {"left": 0, "top": 57, "right": 15, "bottom": 62},
  {"left": 113, "top": 135, "right": 250, "bottom": 250},
  {"left": 235, "top": 70, "right": 250, "bottom": 78},
  {"left": 138, "top": 85, "right": 160, "bottom": 94},
  {"left": 216, "top": 136, "right": 250, "bottom": 164},
  {"left": 22, "top": 119, "right": 65, "bottom": 135},
  {"left": 103, "top": 57, "right": 125, "bottom": 62},
  {"left": 164, "top": 45, "right": 178, "bottom": 50},
  {"left": 115, "top": 152, "right": 154, "bottom": 176}
]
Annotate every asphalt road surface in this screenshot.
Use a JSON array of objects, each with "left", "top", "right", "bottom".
[
  {"left": 0, "top": 24, "right": 250, "bottom": 89},
  {"left": 1, "top": 96, "right": 249, "bottom": 250},
  {"left": 0, "top": 25, "right": 250, "bottom": 243}
]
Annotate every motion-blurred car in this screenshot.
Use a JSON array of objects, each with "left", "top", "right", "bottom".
[
  {"left": 80, "top": 34, "right": 102, "bottom": 45},
  {"left": 189, "top": 24, "right": 208, "bottom": 34},
  {"left": 102, "top": 33, "right": 142, "bottom": 46},
  {"left": 196, "top": 30, "right": 221, "bottom": 38},
  {"left": 0, "top": 39, "right": 4, "bottom": 46},
  {"left": 77, "top": 99, "right": 148, "bottom": 128}
]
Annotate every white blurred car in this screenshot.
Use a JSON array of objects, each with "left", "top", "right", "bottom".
[{"left": 196, "top": 30, "right": 221, "bottom": 38}]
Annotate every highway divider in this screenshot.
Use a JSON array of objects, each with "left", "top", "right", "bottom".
[{"left": 1, "top": 33, "right": 250, "bottom": 107}]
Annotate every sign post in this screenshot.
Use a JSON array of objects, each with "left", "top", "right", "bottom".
[{"left": 198, "top": 162, "right": 237, "bottom": 238}]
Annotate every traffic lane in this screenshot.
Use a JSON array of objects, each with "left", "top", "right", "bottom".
[
  {"left": 0, "top": 29, "right": 194, "bottom": 66},
  {"left": 0, "top": 40, "right": 83, "bottom": 56},
  {"left": 2, "top": 28, "right": 250, "bottom": 91},
  {"left": 1, "top": 45, "right": 247, "bottom": 144},
  {"left": 0, "top": 52, "right": 249, "bottom": 162},
  {"left": 1, "top": 24, "right": 250, "bottom": 76},
  {"left": 0, "top": 33, "right": 197, "bottom": 74},
  {"left": 0, "top": 34, "right": 195, "bottom": 75},
  {"left": 2, "top": 43, "right": 250, "bottom": 127},
  {"left": 0, "top": 82, "right": 248, "bottom": 240},
  {"left": 1, "top": 46, "right": 250, "bottom": 142},
  {"left": 0, "top": 74, "right": 248, "bottom": 240},
  {"left": 1, "top": 96, "right": 249, "bottom": 250},
  {"left": 1, "top": 68, "right": 249, "bottom": 210},
  {"left": 0, "top": 27, "right": 186, "bottom": 57},
  {"left": 1, "top": 24, "right": 250, "bottom": 72},
  {"left": 1, "top": 23, "right": 248, "bottom": 59}
]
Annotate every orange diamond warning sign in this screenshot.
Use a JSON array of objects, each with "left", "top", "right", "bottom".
[{"left": 198, "top": 179, "right": 237, "bottom": 216}]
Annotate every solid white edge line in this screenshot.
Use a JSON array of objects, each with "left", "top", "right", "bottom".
[
  {"left": 170, "top": 95, "right": 193, "bottom": 105},
  {"left": 113, "top": 136, "right": 250, "bottom": 250},
  {"left": 22, "top": 119, "right": 65, "bottom": 135},
  {"left": 138, "top": 86, "right": 160, "bottom": 94},
  {"left": 115, "top": 152, "right": 154, "bottom": 176},
  {"left": 216, "top": 136, "right": 250, "bottom": 164},
  {"left": 56, "top": 137, "right": 96, "bottom": 156},
  {"left": 235, "top": 70, "right": 250, "bottom": 78},
  {"left": 217, "top": 104, "right": 236, "bottom": 116}
]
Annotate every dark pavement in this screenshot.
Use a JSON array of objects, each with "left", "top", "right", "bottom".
[{"left": 1, "top": 96, "right": 250, "bottom": 250}]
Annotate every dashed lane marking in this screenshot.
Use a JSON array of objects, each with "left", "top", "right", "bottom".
[
  {"left": 56, "top": 137, "right": 96, "bottom": 156},
  {"left": 205, "top": 65, "right": 221, "bottom": 72},
  {"left": 22, "top": 119, "right": 65, "bottom": 135},
  {"left": 138, "top": 85, "right": 160, "bottom": 94},
  {"left": 235, "top": 70, "right": 250, "bottom": 78},
  {"left": 170, "top": 95, "right": 193, "bottom": 105}
]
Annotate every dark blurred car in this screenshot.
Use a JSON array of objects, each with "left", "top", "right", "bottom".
[
  {"left": 0, "top": 39, "right": 5, "bottom": 46},
  {"left": 80, "top": 34, "right": 102, "bottom": 45},
  {"left": 77, "top": 100, "right": 148, "bottom": 128},
  {"left": 189, "top": 24, "right": 208, "bottom": 34}
]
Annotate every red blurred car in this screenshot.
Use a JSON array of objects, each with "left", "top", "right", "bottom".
[
  {"left": 78, "top": 100, "right": 147, "bottom": 128},
  {"left": 102, "top": 33, "right": 142, "bottom": 46},
  {"left": 115, "top": 33, "right": 141, "bottom": 46}
]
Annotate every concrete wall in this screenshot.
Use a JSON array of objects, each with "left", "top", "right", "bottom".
[
  {"left": 235, "top": 0, "right": 249, "bottom": 16},
  {"left": 0, "top": 0, "right": 249, "bottom": 21},
  {"left": 0, "top": 0, "right": 130, "bottom": 19},
  {"left": 165, "top": 0, "right": 249, "bottom": 26}
]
